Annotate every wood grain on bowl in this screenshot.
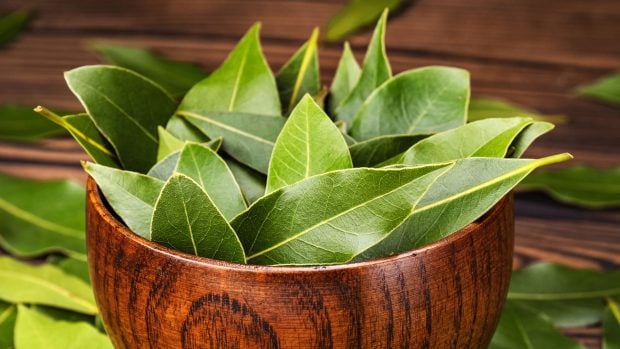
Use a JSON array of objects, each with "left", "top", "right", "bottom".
[{"left": 86, "top": 177, "right": 514, "bottom": 349}]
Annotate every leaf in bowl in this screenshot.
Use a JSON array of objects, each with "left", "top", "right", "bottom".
[{"left": 328, "top": 42, "right": 361, "bottom": 116}]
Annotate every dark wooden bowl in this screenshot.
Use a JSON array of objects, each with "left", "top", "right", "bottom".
[{"left": 86, "top": 178, "right": 514, "bottom": 349}]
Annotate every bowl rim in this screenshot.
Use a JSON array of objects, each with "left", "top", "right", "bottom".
[{"left": 87, "top": 177, "right": 511, "bottom": 274}]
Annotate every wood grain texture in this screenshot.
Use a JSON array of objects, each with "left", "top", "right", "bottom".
[{"left": 86, "top": 178, "right": 514, "bottom": 348}]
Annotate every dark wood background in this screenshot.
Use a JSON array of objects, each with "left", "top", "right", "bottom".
[{"left": 0, "top": 0, "right": 618, "bottom": 347}]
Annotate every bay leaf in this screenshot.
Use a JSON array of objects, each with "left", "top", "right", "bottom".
[
  {"left": 578, "top": 72, "right": 620, "bottom": 105},
  {"left": 179, "top": 23, "right": 281, "bottom": 116},
  {"left": 519, "top": 165, "right": 620, "bottom": 209},
  {"left": 54, "top": 257, "right": 91, "bottom": 285},
  {"left": 349, "top": 134, "right": 426, "bottom": 167},
  {"left": 509, "top": 121, "right": 554, "bottom": 158},
  {"left": 276, "top": 28, "right": 320, "bottom": 114},
  {"left": 604, "top": 297, "right": 620, "bottom": 349},
  {"left": 328, "top": 42, "right": 361, "bottom": 116},
  {"left": 356, "top": 154, "right": 572, "bottom": 260},
  {"left": 151, "top": 174, "right": 245, "bottom": 263},
  {"left": 0, "top": 104, "right": 66, "bottom": 141},
  {"left": 166, "top": 115, "right": 209, "bottom": 143},
  {"left": 225, "top": 158, "right": 266, "bottom": 205},
  {"left": 15, "top": 305, "right": 112, "bottom": 349},
  {"left": 326, "top": 1, "right": 411, "bottom": 42},
  {"left": 490, "top": 301, "right": 585, "bottom": 349},
  {"left": 267, "top": 95, "right": 352, "bottom": 193},
  {"left": 0, "top": 174, "right": 86, "bottom": 261},
  {"left": 65, "top": 65, "right": 177, "bottom": 173},
  {"left": 0, "top": 257, "right": 98, "bottom": 315},
  {"left": 468, "top": 97, "right": 566, "bottom": 124},
  {"left": 350, "top": 66, "right": 470, "bottom": 141},
  {"left": 334, "top": 120, "right": 358, "bottom": 146},
  {"left": 0, "top": 9, "right": 30, "bottom": 47},
  {"left": 232, "top": 164, "right": 451, "bottom": 265},
  {"left": 148, "top": 137, "right": 223, "bottom": 181},
  {"left": 334, "top": 10, "right": 392, "bottom": 126},
  {"left": 178, "top": 111, "right": 286, "bottom": 174},
  {"left": 511, "top": 299, "right": 605, "bottom": 328},
  {"left": 0, "top": 301, "right": 16, "bottom": 349},
  {"left": 391, "top": 117, "right": 533, "bottom": 166},
  {"left": 92, "top": 42, "right": 207, "bottom": 97},
  {"left": 84, "top": 162, "right": 164, "bottom": 239},
  {"left": 175, "top": 143, "right": 246, "bottom": 220},
  {"left": 157, "top": 126, "right": 185, "bottom": 161}
]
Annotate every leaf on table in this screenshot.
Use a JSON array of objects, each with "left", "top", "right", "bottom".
[
  {"left": 225, "top": 158, "right": 266, "bottom": 205},
  {"left": 232, "top": 164, "right": 451, "bottom": 265},
  {"left": 468, "top": 97, "right": 566, "bottom": 124},
  {"left": 157, "top": 126, "right": 185, "bottom": 162},
  {"left": 166, "top": 115, "right": 210, "bottom": 143},
  {"left": 349, "top": 134, "right": 426, "bottom": 167},
  {"left": 267, "top": 95, "right": 352, "bottom": 193},
  {"left": 350, "top": 66, "right": 469, "bottom": 141},
  {"left": 84, "top": 162, "right": 164, "bottom": 239},
  {"left": 356, "top": 154, "right": 572, "bottom": 260},
  {"left": 148, "top": 137, "right": 223, "bottom": 181},
  {"left": 604, "top": 297, "right": 620, "bottom": 349},
  {"left": 151, "top": 174, "right": 246, "bottom": 263},
  {"left": 0, "top": 9, "right": 30, "bottom": 47},
  {"left": 577, "top": 72, "right": 620, "bottom": 105},
  {"left": 334, "top": 120, "right": 358, "bottom": 145},
  {"left": 519, "top": 165, "right": 620, "bottom": 209},
  {"left": 0, "top": 174, "right": 87, "bottom": 261},
  {"left": 0, "top": 104, "right": 67, "bottom": 141},
  {"left": 15, "top": 305, "right": 112, "bottom": 349},
  {"left": 489, "top": 301, "right": 585, "bottom": 349},
  {"left": 92, "top": 42, "right": 207, "bottom": 97},
  {"left": 276, "top": 28, "right": 320, "bottom": 114},
  {"left": 328, "top": 42, "right": 361, "bottom": 116},
  {"left": 0, "top": 301, "right": 16, "bottom": 349},
  {"left": 334, "top": 10, "right": 392, "bottom": 126},
  {"left": 0, "top": 257, "right": 98, "bottom": 315},
  {"left": 509, "top": 121, "right": 554, "bottom": 158},
  {"left": 53, "top": 257, "right": 91, "bottom": 285},
  {"left": 65, "top": 65, "right": 177, "bottom": 173},
  {"left": 179, "top": 111, "right": 286, "bottom": 174},
  {"left": 179, "top": 23, "right": 281, "bottom": 116},
  {"left": 326, "top": 0, "right": 411, "bottom": 42},
  {"left": 175, "top": 143, "right": 246, "bottom": 220}
]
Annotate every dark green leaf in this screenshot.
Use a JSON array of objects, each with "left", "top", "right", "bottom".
[
  {"left": 0, "top": 301, "right": 16, "bottom": 348},
  {"left": 468, "top": 97, "right": 566, "bottom": 124},
  {"left": 510, "top": 121, "right": 554, "bottom": 158},
  {"left": 0, "top": 174, "right": 86, "bottom": 261},
  {"left": 166, "top": 115, "right": 209, "bottom": 143},
  {"left": 0, "top": 104, "right": 67, "bottom": 141},
  {"left": 92, "top": 42, "right": 207, "bottom": 97},
  {"left": 511, "top": 298, "right": 605, "bottom": 328},
  {"left": 151, "top": 174, "right": 245, "bottom": 263},
  {"left": 349, "top": 134, "right": 426, "bottom": 167},
  {"left": 84, "top": 162, "right": 164, "bottom": 239},
  {"left": 326, "top": 1, "right": 410, "bottom": 42},
  {"left": 578, "top": 72, "right": 620, "bottom": 105},
  {"left": 225, "top": 158, "right": 266, "bottom": 205},
  {"left": 157, "top": 126, "right": 185, "bottom": 162},
  {"left": 0, "top": 9, "right": 30, "bottom": 47},
  {"left": 520, "top": 165, "right": 620, "bottom": 209},
  {"left": 604, "top": 297, "right": 620, "bottom": 349},
  {"left": 232, "top": 164, "right": 450, "bottom": 265},
  {"left": 328, "top": 42, "right": 361, "bottom": 116},
  {"left": 179, "top": 23, "right": 281, "bottom": 116},
  {"left": 334, "top": 10, "right": 392, "bottom": 126},
  {"left": 175, "top": 143, "right": 246, "bottom": 220},
  {"left": 276, "top": 28, "right": 320, "bottom": 114},
  {"left": 350, "top": 66, "right": 469, "bottom": 141},
  {"left": 65, "top": 65, "right": 176, "bottom": 173},
  {"left": 267, "top": 95, "right": 352, "bottom": 193},
  {"left": 148, "top": 137, "right": 223, "bottom": 181}
]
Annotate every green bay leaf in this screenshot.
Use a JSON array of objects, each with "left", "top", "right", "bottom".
[
  {"left": 349, "top": 134, "right": 426, "bottom": 167},
  {"left": 510, "top": 121, "right": 554, "bottom": 158},
  {"left": 0, "top": 104, "right": 67, "bottom": 141},
  {"left": 267, "top": 95, "right": 352, "bottom": 193},
  {"left": 225, "top": 158, "right": 266, "bottom": 205},
  {"left": 334, "top": 120, "right": 358, "bottom": 146},
  {"left": 326, "top": 1, "right": 410, "bottom": 42},
  {"left": 0, "top": 301, "right": 16, "bottom": 348},
  {"left": 0, "top": 9, "right": 30, "bottom": 47},
  {"left": 148, "top": 137, "right": 223, "bottom": 181},
  {"left": 166, "top": 115, "right": 210, "bottom": 143},
  {"left": 468, "top": 97, "right": 566, "bottom": 124},
  {"left": 157, "top": 126, "right": 185, "bottom": 162},
  {"left": 328, "top": 42, "right": 361, "bottom": 116},
  {"left": 604, "top": 297, "right": 620, "bottom": 349},
  {"left": 578, "top": 72, "right": 620, "bottom": 105},
  {"left": 151, "top": 174, "right": 245, "bottom": 263}
]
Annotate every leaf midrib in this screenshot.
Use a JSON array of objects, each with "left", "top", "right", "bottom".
[{"left": 0, "top": 196, "right": 83, "bottom": 238}]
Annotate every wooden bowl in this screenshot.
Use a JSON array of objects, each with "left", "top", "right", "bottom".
[{"left": 86, "top": 178, "right": 514, "bottom": 349}]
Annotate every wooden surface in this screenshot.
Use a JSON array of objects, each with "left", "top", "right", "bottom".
[
  {"left": 87, "top": 178, "right": 514, "bottom": 348},
  {"left": 0, "top": 0, "right": 619, "bottom": 347}
]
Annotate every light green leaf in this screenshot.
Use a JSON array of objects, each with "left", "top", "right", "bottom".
[
  {"left": 326, "top": 1, "right": 410, "bottom": 42},
  {"left": 276, "top": 28, "right": 320, "bottom": 114},
  {"left": 165, "top": 115, "right": 210, "bottom": 143},
  {"left": 519, "top": 165, "right": 620, "bottom": 209},
  {"left": 151, "top": 174, "right": 246, "bottom": 263},
  {"left": 178, "top": 111, "right": 287, "bottom": 174},
  {"left": 0, "top": 301, "right": 16, "bottom": 349},
  {"left": 349, "top": 134, "right": 426, "bottom": 167},
  {"left": 490, "top": 301, "right": 585, "bottom": 349},
  {"left": 350, "top": 66, "right": 469, "bottom": 141},
  {"left": 54, "top": 257, "right": 91, "bottom": 285},
  {"left": 391, "top": 117, "right": 533, "bottom": 166},
  {"left": 604, "top": 297, "right": 620, "bottom": 349},
  {"left": 578, "top": 72, "right": 620, "bottom": 105},
  {"left": 468, "top": 97, "right": 566, "bottom": 124},
  {"left": 148, "top": 137, "right": 223, "bottom": 181},
  {"left": 334, "top": 120, "right": 358, "bottom": 146},
  {"left": 0, "top": 174, "right": 86, "bottom": 261},
  {"left": 232, "top": 164, "right": 451, "bottom": 265},
  {"left": 356, "top": 154, "right": 572, "bottom": 260},
  {"left": 510, "top": 121, "right": 554, "bottom": 158},
  {"left": 84, "top": 162, "right": 164, "bottom": 239},
  {"left": 65, "top": 65, "right": 176, "bottom": 173},
  {"left": 328, "top": 42, "right": 361, "bottom": 116},
  {"left": 267, "top": 95, "right": 352, "bottom": 193},
  {"left": 157, "top": 126, "right": 185, "bottom": 161},
  {"left": 0, "top": 104, "right": 67, "bottom": 141},
  {"left": 511, "top": 299, "right": 605, "bottom": 328},
  {"left": 334, "top": 10, "right": 391, "bottom": 126},
  {"left": 179, "top": 23, "right": 281, "bottom": 116},
  {"left": 226, "top": 158, "right": 266, "bottom": 205},
  {"left": 0, "top": 257, "right": 98, "bottom": 315},
  {"left": 15, "top": 305, "right": 112, "bottom": 349},
  {"left": 175, "top": 143, "right": 246, "bottom": 220},
  {"left": 92, "top": 42, "right": 207, "bottom": 97},
  {"left": 0, "top": 9, "right": 30, "bottom": 47}
]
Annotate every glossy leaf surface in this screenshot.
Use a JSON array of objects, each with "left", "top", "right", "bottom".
[
  {"left": 468, "top": 97, "right": 566, "bottom": 123},
  {"left": 328, "top": 42, "right": 361, "bottom": 116},
  {"left": 157, "top": 126, "right": 185, "bottom": 162},
  {"left": 349, "top": 134, "right": 426, "bottom": 167},
  {"left": 148, "top": 137, "right": 222, "bottom": 181},
  {"left": 509, "top": 121, "right": 554, "bottom": 158}
]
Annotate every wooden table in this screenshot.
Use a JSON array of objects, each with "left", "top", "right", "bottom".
[{"left": 1, "top": 1, "right": 619, "bottom": 347}]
